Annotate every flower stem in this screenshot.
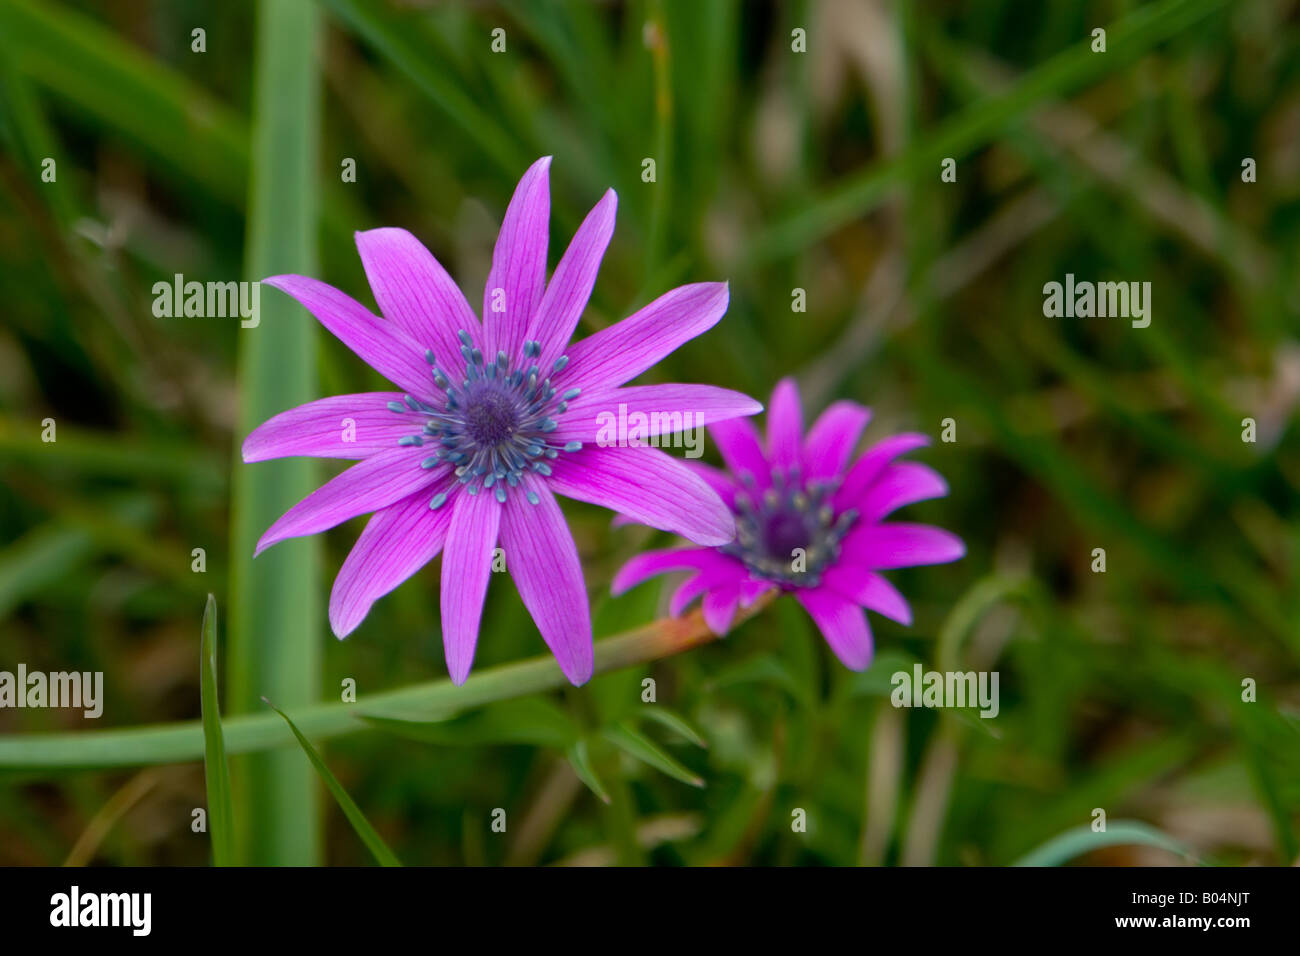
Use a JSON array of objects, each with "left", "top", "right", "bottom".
[{"left": 0, "top": 603, "right": 763, "bottom": 772}]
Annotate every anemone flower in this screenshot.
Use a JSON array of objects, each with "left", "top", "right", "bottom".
[
  {"left": 612, "top": 378, "right": 964, "bottom": 671},
  {"left": 244, "top": 157, "right": 761, "bottom": 685}
]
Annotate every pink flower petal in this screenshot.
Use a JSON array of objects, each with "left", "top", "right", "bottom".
[
  {"left": 670, "top": 559, "right": 749, "bottom": 617},
  {"left": 708, "top": 416, "right": 770, "bottom": 489},
  {"left": 796, "top": 587, "right": 874, "bottom": 670},
  {"left": 766, "top": 377, "right": 803, "bottom": 472},
  {"left": 263, "top": 274, "right": 436, "bottom": 401},
  {"left": 242, "top": 393, "right": 416, "bottom": 462},
  {"left": 841, "top": 522, "right": 965, "bottom": 570},
  {"left": 857, "top": 462, "right": 949, "bottom": 522},
  {"left": 529, "top": 189, "right": 617, "bottom": 369},
  {"left": 611, "top": 547, "right": 721, "bottom": 595},
  {"left": 553, "top": 384, "right": 763, "bottom": 443},
  {"left": 739, "top": 577, "right": 775, "bottom": 606},
  {"left": 549, "top": 445, "right": 735, "bottom": 546},
  {"left": 439, "top": 488, "right": 502, "bottom": 685},
  {"left": 682, "top": 460, "right": 740, "bottom": 510},
  {"left": 702, "top": 585, "right": 742, "bottom": 634},
  {"left": 329, "top": 480, "right": 458, "bottom": 637},
  {"left": 355, "top": 227, "right": 480, "bottom": 373},
  {"left": 499, "top": 477, "right": 593, "bottom": 685},
  {"left": 820, "top": 565, "right": 912, "bottom": 624},
  {"left": 669, "top": 574, "right": 709, "bottom": 616},
  {"left": 802, "top": 401, "right": 872, "bottom": 483},
  {"left": 558, "top": 282, "right": 729, "bottom": 393},
  {"left": 483, "top": 156, "right": 551, "bottom": 360},
  {"left": 255, "top": 447, "right": 445, "bottom": 555},
  {"left": 833, "top": 433, "right": 931, "bottom": 513}
]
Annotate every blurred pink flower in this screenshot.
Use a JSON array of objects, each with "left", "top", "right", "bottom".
[{"left": 613, "top": 378, "right": 964, "bottom": 670}]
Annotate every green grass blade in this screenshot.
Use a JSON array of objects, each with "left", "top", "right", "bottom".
[
  {"left": 1012, "top": 821, "right": 1201, "bottom": 866},
  {"left": 318, "top": 0, "right": 525, "bottom": 176},
  {"left": 263, "top": 699, "right": 401, "bottom": 867},
  {"left": 0, "top": 609, "right": 738, "bottom": 770},
  {"left": 359, "top": 698, "right": 580, "bottom": 749},
  {"left": 567, "top": 740, "right": 611, "bottom": 805},
  {"left": 743, "top": 0, "right": 1228, "bottom": 262},
  {"left": 199, "top": 595, "right": 235, "bottom": 867},
  {"left": 603, "top": 722, "right": 704, "bottom": 788},
  {"left": 0, "top": 0, "right": 245, "bottom": 201},
  {"left": 226, "top": 0, "right": 323, "bottom": 866},
  {"left": 638, "top": 707, "right": 707, "bottom": 749}
]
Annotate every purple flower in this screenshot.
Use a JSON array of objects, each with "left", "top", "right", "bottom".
[
  {"left": 612, "top": 378, "right": 964, "bottom": 671},
  {"left": 244, "top": 157, "right": 760, "bottom": 685}
]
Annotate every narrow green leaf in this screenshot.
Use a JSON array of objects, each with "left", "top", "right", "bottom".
[
  {"left": 358, "top": 698, "right": 580, "bottom": 750},
  {"left": 318, "top": 0, "right": 525, "bottom": 176},
  {"left": 0, "top": 0, "right": 245, "bottom": 201},
  {"left": 1012, "top": 821, "right": 1201, "bottom": 867},
  {"left": 603, "top": 722, "right": 704, "bottom": 788},
  {"left": 743, "top": 0, "right": 1229, "bottom": 262},
  {"left": 841, "top": 650, "right": 920, "bottom": 701},
  {"left": 708, "top": 652, "right": 813, "bottom": 708},
  {"left": 638, "top": 707, "right": 707, "bottom": 749},
  {"left": 0, "top": 608, "right": 738, "bottom": 770},
  {"left": 567, "top": 740, "right": 611, "bottom": 804},
  {"left": 226, "top": 0, "right": 322, "bottom": 866},
  {"left": 199, "top": 596, "right": 234, "bottom": 867},
  {"left": 263, "top": 699, "right": 401, "bottom": 868}
]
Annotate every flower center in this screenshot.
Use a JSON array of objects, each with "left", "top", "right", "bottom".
[
  {"left": 463, "top": 385, "right": 519, "bottom": 447},
  {"left": 724, "top": 470, "right": 857, "bottom": 588},
  {"left": 387, "top": 333, "right": 582, "bottom": 507}
]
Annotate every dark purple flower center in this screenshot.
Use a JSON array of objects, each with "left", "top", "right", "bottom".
[
  {"left": 725, "top": 471, "right": 857, "bottom": 588},
  {"left": 463, "top": 385, "right": 519, "bottom": 447},
  {"left": 762, "top": 510, "right": 813, "bottom": 560},
  {"left": 387, "top": 333, "right": 583, "bottom": 507}
]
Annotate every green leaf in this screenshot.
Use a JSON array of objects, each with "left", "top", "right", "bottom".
[
  {"left": 0, "top": 0, "right": 245, "bottom": 202},
  {"left": 638, "top": 707, "right": 707, "bottom": 749},
  {"left": 318, "top": 0, "right": 525, "bottom": 176},
  {"left": 709, "top": 652, "right": 813, "bottom": 708},
  {"left": 358, "top": 698, "right": 580, "bottom": 750},
  {"left": 263, "top": 699, "right": 401, "bottom": 867},
  {"left": 567, "top": 740, "right": 611, "bottom": 805},
  {"left": 1012, "top": 821, "right": 1201, "bottom": 867},
  {"left": 0, "top": 610, "right": 731, "bottom": 770},
  {"left": 226, "top": 0, "right": 323, "bottom": 866},
  {"left": 841, "top": 650, "right": 921, "bottom": 701},
  {"left": 743, "top": 0, "right": 1229, "bottom": 262},
  {"left": 603, "top": 722, "right": 704, "bottom": 788},
  {"left": 199, "top": 596, "right": 235, "bottom": 867}
]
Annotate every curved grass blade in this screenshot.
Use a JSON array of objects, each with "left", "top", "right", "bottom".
[
  {"left": 743, "top": 0, "right": 1229, "bottom": 263},
  {"left": 567, "top": 740, "right": 611, "bottom": 805},
  {"left": 262, "top": 698, "right": 401, "bottom": 868},
  {"left": 359, "top": 698, "right": 579, "bottom": 750},
  {"left": 319, "top": 0, "right": 524, "bottom": 176},
  {"left": 0, "top": 605, "right": 755, "bottom": 770},
  {"left": 603, "top": 722, "right": 704, "bottom": 788},
  {"left": 199, "top": 595, "right": 234, "bottom": 867},
  {"left": 638, "top": 707, "right": 707, "bottom": 749},
  {"left": 1012, "top": 821, "right": 1201, "bottom": 867},
  {"left": 0, "top": 0, "right": 245, "bottom": 201}
]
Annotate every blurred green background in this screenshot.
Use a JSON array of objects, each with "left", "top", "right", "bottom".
[{"left": 0, "top": 0, "right": 1297, "bottom": 866}]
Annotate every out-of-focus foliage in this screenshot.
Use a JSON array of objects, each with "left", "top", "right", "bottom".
[{"left": 0, "top": 0, "right": 1296, "bottom": 866}]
